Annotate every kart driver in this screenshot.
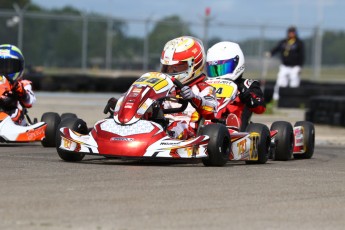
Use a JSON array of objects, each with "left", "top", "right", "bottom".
[
  {"left": 160, "top": 36, "right": 217, "bottom": 140},
  {"left": 206, "top": 41, "right": 266, "bottom": 131},
  {"left": 0, "top": 44, "right": 36, "bottom": 125}
]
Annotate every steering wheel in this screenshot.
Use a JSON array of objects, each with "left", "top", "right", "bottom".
[{"left": 160, "top": 77, "right": 189, "bottom": 114}]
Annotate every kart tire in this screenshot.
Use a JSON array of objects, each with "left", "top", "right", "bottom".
[
  {"left": 293, "top": 121, "right": 315, "bottom": 159},
  {"left": 41, "top": 112, "right": 61, "bottom": 147},
  {"left": 245, "top": 123, "right": 270, "bottom": 164},
  {"left": 61, "top": 113, "right": 78, "bottom": 121},
  {"left": 201, "top": 124, "right": 230, "bottom": 167},
  {"left": 270, "top": 121, "right": 294, "bottom": 161},
  {"left": 56, "top": 117, "right": 88, "bottom": 162}
]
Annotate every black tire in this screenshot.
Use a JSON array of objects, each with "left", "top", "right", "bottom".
[
  {"left": 61, "top": 113, "right": 78, "bottom": 121},
  {"left": 245, "top": 123, "right": 270, "bottom": 164},
  {"left": 201, "top": 124, "right": 230, "bottom": 167},
  {"left": 270, "top": 121, "right": 294, "bottom": 161},
  {"left": 56, "top": 117, "right": 88, "bottom": 162},
  {"left": 293, "top": 121, "right": 315, "bottom": 159},
  {"left": 41, "top": 112, "right": 61, "bottom": 147}
]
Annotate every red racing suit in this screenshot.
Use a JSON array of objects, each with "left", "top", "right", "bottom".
[
  {"left": 216, "top": 77, "right": 265, "bottom": 131},
  {"left": 165, "top": 74, "right": 217, "bottom": 139},
  {"left": 0, "top": 77, "right": 36, "bottom": 125}
]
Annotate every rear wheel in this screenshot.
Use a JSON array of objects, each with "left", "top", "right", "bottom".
[
  {"left": 270, "top": 121, "right": 294, "bottom": 161},
  {"left": 293, "top": 121, "right": 315, "bottom": 159},
  {"left": 245, "top": 123, "right": 270, "bottom": 164},
  {"left": 201, "top": 124, "right": 230, "bottom": 167},
  {"left": 56, "top": 117, "right": 88, "bottom": 162},
  {"left": 60, "top": 113, "right": 78, "bottom": 121},
  {"left": 41, "top": 112, "right": 61, "bottom": 147}
]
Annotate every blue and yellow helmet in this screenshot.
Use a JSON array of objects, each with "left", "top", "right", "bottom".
[{"left": 0, "top": 44, "right": 25, "bottom": 83}]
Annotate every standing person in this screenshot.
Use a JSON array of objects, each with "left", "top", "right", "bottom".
[
  {"left": 267, "top": 26, "right": 305, "bottom": 100},
  {"left": 160, "top": 36, "right": 217, "bottom": 140},
  {"left": 0, "top": 44, "right": 36, "bottom": 125}
]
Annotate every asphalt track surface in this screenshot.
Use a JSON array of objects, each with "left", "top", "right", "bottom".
[{"left": 1, "top": 92, "right": 344, "bottom": 230}]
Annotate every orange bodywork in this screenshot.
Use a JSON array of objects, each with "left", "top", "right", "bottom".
[
  {"left": 0, "top": 111, "right": 47, "bottom": 142},
  {"left": 0, "top": 112, "right": 8, "bottom": 121},
  {"left": 15, "top": 124, "right": 47, "bottom": 142}
]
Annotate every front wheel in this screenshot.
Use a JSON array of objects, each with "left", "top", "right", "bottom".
[
  {"left": 56, "top": 117, "right": 88, "bottom": 162},
  {"left": 270, "top": 121, "right": 294, "bottom": 161},
  {"left": 293, "top": 121, "right": 315, "bottom": 159},
  {"left": 245, "top": 123, "right": 270, "bottom": 164},
  {"left": 41, "top": 112, "right": 61, "bottom": 147},
  {"left": 201, "top": 124, "right": 230, "bottom": 167}
]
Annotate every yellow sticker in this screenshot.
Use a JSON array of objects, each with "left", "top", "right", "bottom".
[
  {"left": 153, "top": 79, "right": 168, "bottom": 91},
  {"left": 249, "top": 133, "right": 259, "bottom": 160},
  {"left": 211, "top": 83, "right": 235, "bottom": 98},
  {"left": 63, "top": 138, "right": 72, "bottom": 149},
  {"left": 135, "top": 75, "right": 168, "bottom": 91}
]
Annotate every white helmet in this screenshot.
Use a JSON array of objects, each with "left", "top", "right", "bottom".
[
  {"left": 160, "top": 36, "right": 205, "bottom": 85},
  {"left": 206, "top": 41, "right": 245, "bottom": 81}
]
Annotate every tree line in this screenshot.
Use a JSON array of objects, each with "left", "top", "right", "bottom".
[{"left": 0, "top": 0, "right": 343, "bottom": 69}]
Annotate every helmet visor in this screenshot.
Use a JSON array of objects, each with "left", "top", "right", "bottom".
[
  {"left": 0, "top": 58, "right": 23, "bottom": 75},
  {"left": 206, "top": 56, "right": 239, "bottom": 78},
  {"left": 161, "top": 61, "right": 189, "bottom": 75}
]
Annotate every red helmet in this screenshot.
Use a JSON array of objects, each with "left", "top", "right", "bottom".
[{"left": 160, "top": 36, "right": 205, "bottom": 85}]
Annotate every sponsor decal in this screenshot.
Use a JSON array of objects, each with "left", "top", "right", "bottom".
[
  {"left": 250, "top": 135, "right": 259, "bottom": 159},
  {"left": 0, "top": 49, "right": 10, "bottom": 56},
  {"left": 129, "top": 93, "right": 139, "bottom": 97},
  {"left": 133, "top": 84, "right": 144, "bottom": 89},
  {"left": 208, "top": 60, "right": 218, "bottom": 65},
  {"left": 132, "top": 88, "right": 141, "bottom": 93},
  {"left": 124, "top": 102, "right": 134, "bottom": 108},
  {"left": 235, "top": 65, "right": 245, "bottom": 76},
  {"left": 294, "top": 128, "right": 302, "bottom": 136},
  {"left": 204, "top": 96, "right": 214, "bottom": 100},
  {"left": 237, "top": 139, "right": 247, "bottom": 156},
  {"left": 187, "top": 147, "right": 193, "bottom": 157},
  {"left": 160, "top": 142, "right": 180, "bottom": 146},
  {"left": 140, "top": 102, "right": 148, "bottom": 110},
  {"left": 110, "top": 137, "right": 134, "bottom": 141},
  {"left": 63, "top": 138, "right": 72, "bottom": 149},
  {"left": 27, "top": 128, "right": 45, "bottom": 140}
]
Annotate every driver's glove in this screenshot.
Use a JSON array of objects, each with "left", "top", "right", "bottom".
[
  {"left": 180, "top": 86, "right": 195, "bottom": 100},
  {"left": 239, "top": 88, "right": 259, "bottom": 108},
  {"left": 12, "top": 82, "right": 27, "bottom": 99},
  {"left": 103, "top": 97, "right": 118, "bottom": 114}
]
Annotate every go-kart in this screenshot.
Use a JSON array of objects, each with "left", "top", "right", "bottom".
[
  {"left": 0, "top": 82, "right": 62, "bottom": 147},
  {"left": 0, "top": 109, "right": 61, "bottom": 147},
  {"left": 0, "top": 77, "right": 81, "bottom": 146},
  {"left": 206, "top": 78, "right": 315, "bottom": 161},
  {"left": 269, "top": 120, "right": 315, "bottom": 160},
  {"left": 56, "top": 72, "right": 231, "bottom": 166}
]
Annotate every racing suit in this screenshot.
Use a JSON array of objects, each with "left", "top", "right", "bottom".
[
  {"left": 216, "top": 77, "right": 265, "bottom": 131},
  {"left": 0, "top": 76, "right": 36, "bottom": 125},
  {"left": 165, "top": 74, "right": 217, "bottom": 139}
]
